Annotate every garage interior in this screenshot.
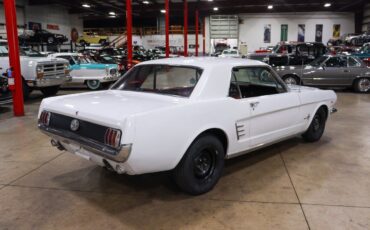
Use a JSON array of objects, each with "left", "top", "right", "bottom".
[{"left": 1, "top": 0, "right": 370, "bottom": 229}]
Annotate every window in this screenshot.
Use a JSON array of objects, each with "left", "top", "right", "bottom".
[
  {"left": 324, "top": 57, "right": 347, "bottom": 67},
  {"left": 229, "top": 67, "right": 286, "bottom": 99},
  {"left": 348, "top": 57, "right": 361, "bottom": 67},
  {"left": 58, "top": 56, "right": 75, "bottom": 65},
  {"left": 112, "top": 65, "right": 203, "bottom": 97}
]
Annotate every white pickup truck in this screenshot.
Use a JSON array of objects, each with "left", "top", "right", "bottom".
[{"left": 0, "top": 40, "right": 70, "bottom": 98}]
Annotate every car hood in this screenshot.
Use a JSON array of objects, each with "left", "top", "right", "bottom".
[
  {"left": 40, "top": 90, "right": 186, "bottom": 127},
  {"left": 21, "top": 56, "right": 68, "bottom": 64}
]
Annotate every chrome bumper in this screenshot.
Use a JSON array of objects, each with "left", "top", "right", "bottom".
[
  {"left": 28, "top": 75, "right": 71, "bottom": 88},
  {"left": 38, "top": 124, "right": 131, "bottom": 163}
]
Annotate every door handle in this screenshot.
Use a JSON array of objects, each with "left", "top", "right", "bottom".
[
  {"left": 343, "top": 69, "right": 350, "bottom": 73},
  {"left": 250, "top": 102, "right": 260, "bottom": 109}
]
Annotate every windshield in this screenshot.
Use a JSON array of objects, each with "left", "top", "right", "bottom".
[
  {"left": 111, "top": 65, "right": 203, "bottom": 97},
  {"left": 309, "top": 56, "right": 328, "bottom": 66}
]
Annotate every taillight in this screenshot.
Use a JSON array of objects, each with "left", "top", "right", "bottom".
[
  {"left": 39, "top": 111, "right": 51, "bottom": 126},
  {"left": 104, "top": 128, "right": 122, "bottom": 148}
]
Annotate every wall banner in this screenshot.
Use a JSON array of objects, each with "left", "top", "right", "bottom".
[
  {"left": 298, "top": 24, "right": 305, "bottom": 42},
  {"left": 264, "top": 24, "right": 271, "bottom": 43},
  {"left": 315, "top": 24, "right": 323, "bottom": 42}
]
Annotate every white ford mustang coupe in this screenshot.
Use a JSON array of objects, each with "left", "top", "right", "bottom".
[{"left": 38, "top": 57, "right": 337, "bottom": 195}]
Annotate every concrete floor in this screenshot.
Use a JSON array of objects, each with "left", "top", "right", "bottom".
[{"left": 0, "top": 90, "right": 369, "bottom": 230}]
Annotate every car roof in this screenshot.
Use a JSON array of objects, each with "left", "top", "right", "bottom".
[{"left": 136, "top": 57, "right": 267, "bottom": 69}]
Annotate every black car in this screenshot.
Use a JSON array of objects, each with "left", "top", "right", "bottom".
[
  {"left": 19, "top": 29, "right": 68, "bottom": 45},
  {"left": 249, "top": 42, "right": 328, "bottom": 67},
  {"left": 0, "top": 74, "right": 12, "bottom": 105}
]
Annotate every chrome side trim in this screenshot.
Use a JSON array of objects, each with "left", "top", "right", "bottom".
[{"left": 38, "top": 124, "right": 131, "bottom": 163}]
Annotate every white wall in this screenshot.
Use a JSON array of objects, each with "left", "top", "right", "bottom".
[
  {"left": 24, "top": 5, "right": 83, "bottom": 40},
  {"left": 142, "top": 34, "right": 204, "bottom": 54},
  {"left": 238, "top": 12, "right": 355, "bottom": 52}
]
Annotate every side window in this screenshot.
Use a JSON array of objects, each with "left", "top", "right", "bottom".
[
  {"left": 297, "top": 45, "right": 309, "bottom": 56},
  {"left": 58, "top": 56, "right": 75, "bottom": 65},
  {"left": 348, "top": 57, "right": 361, "bottom": 67},
  {"left": 324, "top": 57, "right": 347, "bottom": 67},
  {"left": 229, "top": 67, "right": 286, "bottom": 99}
]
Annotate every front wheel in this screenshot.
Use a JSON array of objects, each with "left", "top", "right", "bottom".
[
  {"left": 40, "top": 86, "right": 60, "bottom": 97},
  {"left": 173, "top": 135, "right": 225, "bottom": 195},
  {"left": 302, "top": 108, "right": 327, "bottom": 142},
  {"left": 86, "top": 80, "right": 101, "bottom": 90},
  {"left": 283, "top": 75, "right": 300, "bottom": 85},
  {"left": 353, "top": 78, "right": 370, "bottom": 93}
]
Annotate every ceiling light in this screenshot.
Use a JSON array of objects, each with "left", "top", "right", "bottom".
[
  {"left": 213, "top": 7, "right": 218, "bottom": 11},
  {"left": 82, "top": 3, "right": 91, "bottom": 8},
  {"left": 160, "top": 9, "right": 166, "bottom": 13},
  {"left": 324, "top": 3, "right": 331, "bottom": 7},
  {"left": 143, "top": 1, "right": 150, "bottom": 4},
  {"left": 109, "top": 15, "right": 116, "bottom": 18},
  {"left": 208, "top": 0, "right": 213, "bottom": 2},
  {"left": 109, "top": 12, "right": 116, "bottom": 15},
  {"left": 267, "top": 5, "right": 273, "bottom": 9}
]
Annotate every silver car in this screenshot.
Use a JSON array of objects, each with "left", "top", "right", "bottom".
[{"left": 274, "top": 55, "right": 370, "bottom": 93}]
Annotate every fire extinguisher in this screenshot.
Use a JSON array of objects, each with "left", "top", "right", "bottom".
[{"left": 7, "top": 67, "right": 15, "bottom": 91}]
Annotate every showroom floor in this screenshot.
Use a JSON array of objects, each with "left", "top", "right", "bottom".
[{"left": 0, "top": 90, "right": 369, "bottom": 230}]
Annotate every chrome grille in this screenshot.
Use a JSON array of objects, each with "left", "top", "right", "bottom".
[{"left": 40, "top": 63, "right": 66, "bottom": 78}]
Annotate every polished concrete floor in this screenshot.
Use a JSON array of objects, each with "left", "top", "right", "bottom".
[{"left": 0, "top": 90, "right": 369, "bottom": 230}]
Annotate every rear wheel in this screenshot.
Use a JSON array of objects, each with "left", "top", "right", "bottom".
[
  {"left": 86, "top": 80, "right": 101, "bottom": 90},
  {"left": 283, "top": 75, "right": 300, "bottom": 85},
  {"left": 353, "top": 78, "right": 370, "bottom": 93},
  {"left": 173, "top": 135, "right": 225, "bottom": 195},
  {"left": 302, "top": 108, "right": 327, "bottom": 142},
  {"left": 40, "top": 86, "right": 60, "bottom": 97}
]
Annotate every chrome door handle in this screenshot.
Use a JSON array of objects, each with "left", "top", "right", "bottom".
[
  {"left": 343, "top": 69, "right": 350, "bottom": 73},
  {"left": 250, "top": 102, "right": 260, "bottom": 109}
]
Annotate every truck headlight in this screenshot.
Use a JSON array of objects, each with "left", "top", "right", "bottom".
[{"left": 36, "top": 66, "right": 44, "bottom": 79}]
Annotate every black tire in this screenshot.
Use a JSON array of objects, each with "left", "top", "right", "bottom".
[
  {"left": 353, "top": 78, "right": 370, "bottom": 93},
  {"left": 47, "top": 36, "right": 55, "bottom": 44},
  {"left": 283, "top": 75, "right": 300, "bottom": 85},
  {"left": 173, "top": 135, "right": 225, "bottom": 195},
  {"left": 302, "top": 108, "right": 327, "bottom": 142},
  {"left": 40, "top": 86, "right": 60, "bottom": 97},
  {"left": 86, "top": 80, "right": 101, "bottom": 90},
  {"left": 99, "top": 39, "right": 106, "bottom": 46},
  {"left": 22, "top": 79, "right": 31, "bottom": 100}
]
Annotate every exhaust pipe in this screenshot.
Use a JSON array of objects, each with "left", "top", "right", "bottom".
[{"left": 51, "top": 139, "right": 65, "bottom": 151}]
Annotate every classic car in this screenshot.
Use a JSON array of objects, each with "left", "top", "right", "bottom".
[
  {"left": 352, "top": 43, "right": 370, "bottom": 66},
  {"left": 0, "top": 73, "right": 12, "bottom": 105},
  {"left": 248, "top": 42, "right": 327, "bottom": 67},
  {"left": 38, "top": 57, "right": 337, "bottom": 195},
  {"left": 19, "top": 29, "right": 68, "bottom": 45},
  {"left": 275, "top": 55, "right": 370, "bottom": 93},
  {"left": 219, "top": 49, "right": 241, "bottom": 58},
  {"left": 77, "top": 32, "right": 109, "bottom": 46},
  {"left": 48, "top": 53, "right": 120, "bottom": 90},
  {"left": 0, "top": 40, "right": 70, "bottom": 99}
]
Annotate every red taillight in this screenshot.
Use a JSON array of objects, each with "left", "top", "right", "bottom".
[
  {"left": 104, "top": 128, "right": 121, "bottom": 148},
  {"left": 39, "top": 111, "right": 51, "bottom": 126}
]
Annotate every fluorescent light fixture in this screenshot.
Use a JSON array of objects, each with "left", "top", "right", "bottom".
[
  {"left": 267, "top": 5, "right": 273, "bottom": 9},
  {"left": 109, "top": 12, "right": 116, "bottom": 15},
  {"left": 208, "top": 0, "right": 213, "bottom": 1},
  {"left": 213, "top": 7, "right": 218, "bottom": 11},
  {"left": 82, "top": 3, "right": 91, "bottom": 8},
  {"left": 160, "top": 9, "right": 166, "bottom": 13},
  {"left": 143, "top": 1, "right": 150, "bottom": 4},
  {"left": 324, "top": 3, "right": 331, "bottom": 7},
  {"left": 109, "top": 15, "right": 116, "bottom": 18}
]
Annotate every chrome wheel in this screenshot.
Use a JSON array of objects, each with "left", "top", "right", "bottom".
[
  {"left": 284, "top": 76, "right": 298, "bottom": 85},
  {"left": 357, "top": 78, "right": 370, "bottom": 92},
  {"left": 86, "top": 80, "right": 101, "bottom": 90}
]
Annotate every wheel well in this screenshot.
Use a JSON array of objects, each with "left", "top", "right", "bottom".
[
  {"left": 196, "top": 128, "right": 228, "bottom": 154},
  {"left": 352, "top": 77, "right": 370, "bottom": 85},
  {"left": 318, "top": 105, "right": 329, "bottom": 120}
]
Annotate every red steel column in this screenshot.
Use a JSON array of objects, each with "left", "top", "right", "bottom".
[
  {"left": 202, "top": 17, "right": 206, "bottom": 56},
  {"left": 4, "top": 0, "right": 24, "bottom": 116},
  {"left": 165, "top": 0, "right": 170, "bottom": 58},
  {"left": 126, "top": 0, "right": 133, "bottom": 68},
  {"left": 195, "top": 10, "right": 199, "bottom": 57},
  {"left": 183, "top": 0, "right": 188, "bottom": 57}
]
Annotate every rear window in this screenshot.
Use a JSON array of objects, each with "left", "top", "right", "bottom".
[{"left": 112, "top": 65, "right": 203, "bottom": 97}]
